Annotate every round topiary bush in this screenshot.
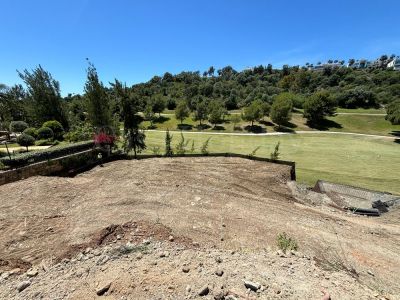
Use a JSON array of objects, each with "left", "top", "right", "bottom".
[
  {"left": 23, "top": 127, "right": 37, "bottom": 138},
  {"left": 42, "top": 120, "right": 64, "bottom": 140},
  {"left": 37, "top": 127, "right": 54, "bottom": 140},
  {"left": 9, "top": 121, "right": 29, "bottom": 133},
  {"left": 17, "top": 133, "right": 35, "bottom": 151}
]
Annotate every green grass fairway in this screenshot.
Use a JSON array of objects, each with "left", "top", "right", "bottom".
[
  {"left": 144, "top": 131, "right": 400, "bottom": 195},
  {"left": 144, "top": 112, "right": 400, "bottom": 136}
]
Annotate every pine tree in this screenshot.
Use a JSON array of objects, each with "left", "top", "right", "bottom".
[
  {"left": 165, "top": 129, "right": 173, "bottom": 156},
  {"left": 84, "top": 61, "right": 111, "bottom": 129}
]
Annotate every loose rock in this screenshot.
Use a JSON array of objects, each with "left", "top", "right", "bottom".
[
  {"left": 215, "top": 269, "right": 224, "bottom": 276},
  {"left": 244, "top": 280, "right": 261, "bottom": 292},
  {"left": 96, "top": 282, "right": 111, "bottom": 296},
  {"left": 26, "top": 269, "right": 38, "bottom": 277},
  {"left": 198, "top": 285, "right": 210, "bottom": 296},
  {"left": 17, "top": 280, "right": 31, "bottom": 292}
]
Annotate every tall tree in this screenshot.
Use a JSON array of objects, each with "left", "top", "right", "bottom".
[
  {"left": 270, "top": 94, "right": 293, "bottom": 127},
  {"left": 112, "top": 79, "right": 145, "bottom": 157},
  {"left": 18, "top": 65, "right": 68, "bottom": 128},
  {"left": 242, "top": 101, "right": 263, "bottom": 126},
  {"left": 208, "top": 66, "right": 215, "bottom": 77},
  {"left": 303, "top": 91, "right": 337, "bottom": 125},
  {"left": 151, "top": 95, "right": 166, "bottom": 117},
  {"left": 208, "top": 101, "right": 224, "bottom": 127},
  {"left": 175, "top": 101, "right": 190, "bottom": 124},
  {"left": 84, "top": 62, "right": 111, "bottom": 129},
  {"left": 193, "top": 100, "right": 208, "bottom": 126}
]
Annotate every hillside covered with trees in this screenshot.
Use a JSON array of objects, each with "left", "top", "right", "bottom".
[{"left": 1, "top": 56, "right": 400, "bottom": 141}]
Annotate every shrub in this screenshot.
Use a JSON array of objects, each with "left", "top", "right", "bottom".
[
  {"left": 270, "top": 142, "right": 280, "bottom": 160},
  {"left": 276, "top": 232, "right": 298, "bottom": 253},
  {"left": 94, "top": 131, "right": 116, "bottom": 146},
  {"left": 190, "top": 140, "right": 195, "bottom": 153},
  {"left": 0, "top": 140, "right": 94, "bottom": 167},
  {"left": 249, "top": 146, "right": 260, "bottom": 157},
  {"left": 64, "top": 123, "right": 94, "bottom": 142},
  {"left": 16, "top": 134, "right": 35, "bottom": 151},
  {"left": 43, "top": 120, "right": 64, "bottom": 139},
  {"left": 385, "top": 100, "right": 400, "bottom": 125},
  {"left": 165, "top": 129, "right": 173, "bottom": 156},
  {"left": 200, "top": 137, "right": 211, "bottom": 155},
  {"left": 10, "top": 121, "right": 28, "bottom": 133},
  {"left": 175, "top": 133, "right": 189, "bottom": 155},
  {"left": 37, "top": 127, "right": 54, "bottom": 140},
  {"left": 23, "top": 127, "right": 37, "bottom": 138},
  {"left": 151, "top": 146, "right": 161, "bottom": 155},
  {"left": 35, "top": 139, "right": 57, "bottom": 146}
]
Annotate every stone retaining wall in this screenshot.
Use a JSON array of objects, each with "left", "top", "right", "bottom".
[{"left": 0, "top": 149, "right": 95, "bottom": 186}]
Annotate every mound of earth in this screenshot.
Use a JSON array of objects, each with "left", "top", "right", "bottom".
[{"left": 0, "top": 157, "right": 399, "bottom": 299}]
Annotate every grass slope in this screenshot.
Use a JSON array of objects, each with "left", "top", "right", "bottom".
[
  {"left": 143, "top": 112, "right": 400, "bottom": 137},
  {"left": 144, "top": 131, "right": 400, "bottom": 195}
]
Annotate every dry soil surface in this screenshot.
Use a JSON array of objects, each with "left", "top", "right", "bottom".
[{"left": 0, "top": 157, "right": 399, "bottom": 300}]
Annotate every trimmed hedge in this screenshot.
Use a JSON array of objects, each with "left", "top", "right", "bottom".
[
  {"left": 0, "top": 141, "right": 94, "bottom": 168},
  {"left": 23, "top": 127, "right": 37, "bottom": 138},
  {"left": 37, "top": 127, "right": 54, "bottom": 140}
]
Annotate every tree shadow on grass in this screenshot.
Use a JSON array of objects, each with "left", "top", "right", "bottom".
[
  {"left": 394, "top": 139, "right": 400, "bottom": 144},
  {"left": 259, "top": 120, "right": 274, "bottom": 127},
  {"left": 148, "top": 124, "right": 157, "bottom": 129},
  {"left": 244, "top": 125, "right": 266, "bottom": 133},
  {"left": 307, "top": 119, "right": 343, "bottom": 131},
  {"left": 177, "top": 123, "right": 193, "bottom": 130},
  {"left": 195, "top": 124, "right": 211, "bottom": 130},
  {"left": 390, "top": 130, "right": 400, "bottom": 137},
  {"left": 212, "top": 125, "right": 225, "bottom": 131},
  {"left": 233, "top": 126, "right": 243, "bottom": 131},
  {"left": 274, "top": 125, "right": 295, "bottom": 133},
  {"left": 154, "top": 116, "right": 170, "bottom": 124}
]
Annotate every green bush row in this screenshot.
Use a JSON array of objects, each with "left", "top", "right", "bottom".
[{"left": 0, "top": 140, "right": 94, "bottom": 168}]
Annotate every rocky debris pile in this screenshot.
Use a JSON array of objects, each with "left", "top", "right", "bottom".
[{"left": 0, "top": 236, "right": 384, "bottom": 299}]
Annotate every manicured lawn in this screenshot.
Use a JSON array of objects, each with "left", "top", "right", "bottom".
[
  {"left": 0, "top": 143, "right": 18, "bottom": 148},
  {"left": 144, "top": 131, "right": 400, "bottom": 195},
  {"left": 145, "top": 112, "right": 400, "bottom": 136},
  {"left": 335, "top": 108, "right": 386, "bottom": 114}
]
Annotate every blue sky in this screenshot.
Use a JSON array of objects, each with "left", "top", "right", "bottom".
[{"left": 1, "top": 0, "right": 400, "bottom": 95}]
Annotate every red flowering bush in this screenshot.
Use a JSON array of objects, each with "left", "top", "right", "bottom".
[{"left": 94, "top": 132, "right": 116, "bottom": 146}]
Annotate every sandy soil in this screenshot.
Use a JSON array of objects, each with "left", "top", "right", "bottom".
[{"left": 0, "top": 157, "right": 399, "bottom": 299}]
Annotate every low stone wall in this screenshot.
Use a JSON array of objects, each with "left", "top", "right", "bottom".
[{"left": 0, "top": 149, "right": 95, "bottom": 186}]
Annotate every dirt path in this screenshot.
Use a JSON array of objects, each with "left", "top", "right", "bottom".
[{"left": 0, "top": 157, "right": 399, "bottom": 299}]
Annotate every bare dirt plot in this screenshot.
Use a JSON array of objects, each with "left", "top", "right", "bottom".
[{"left": 0, "top": 157, "right": 399, "bottom": 299}]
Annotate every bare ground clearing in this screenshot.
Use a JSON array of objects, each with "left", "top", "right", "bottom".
[{"left": 0, "top": 157, "right": 399, "bottom": 299}]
